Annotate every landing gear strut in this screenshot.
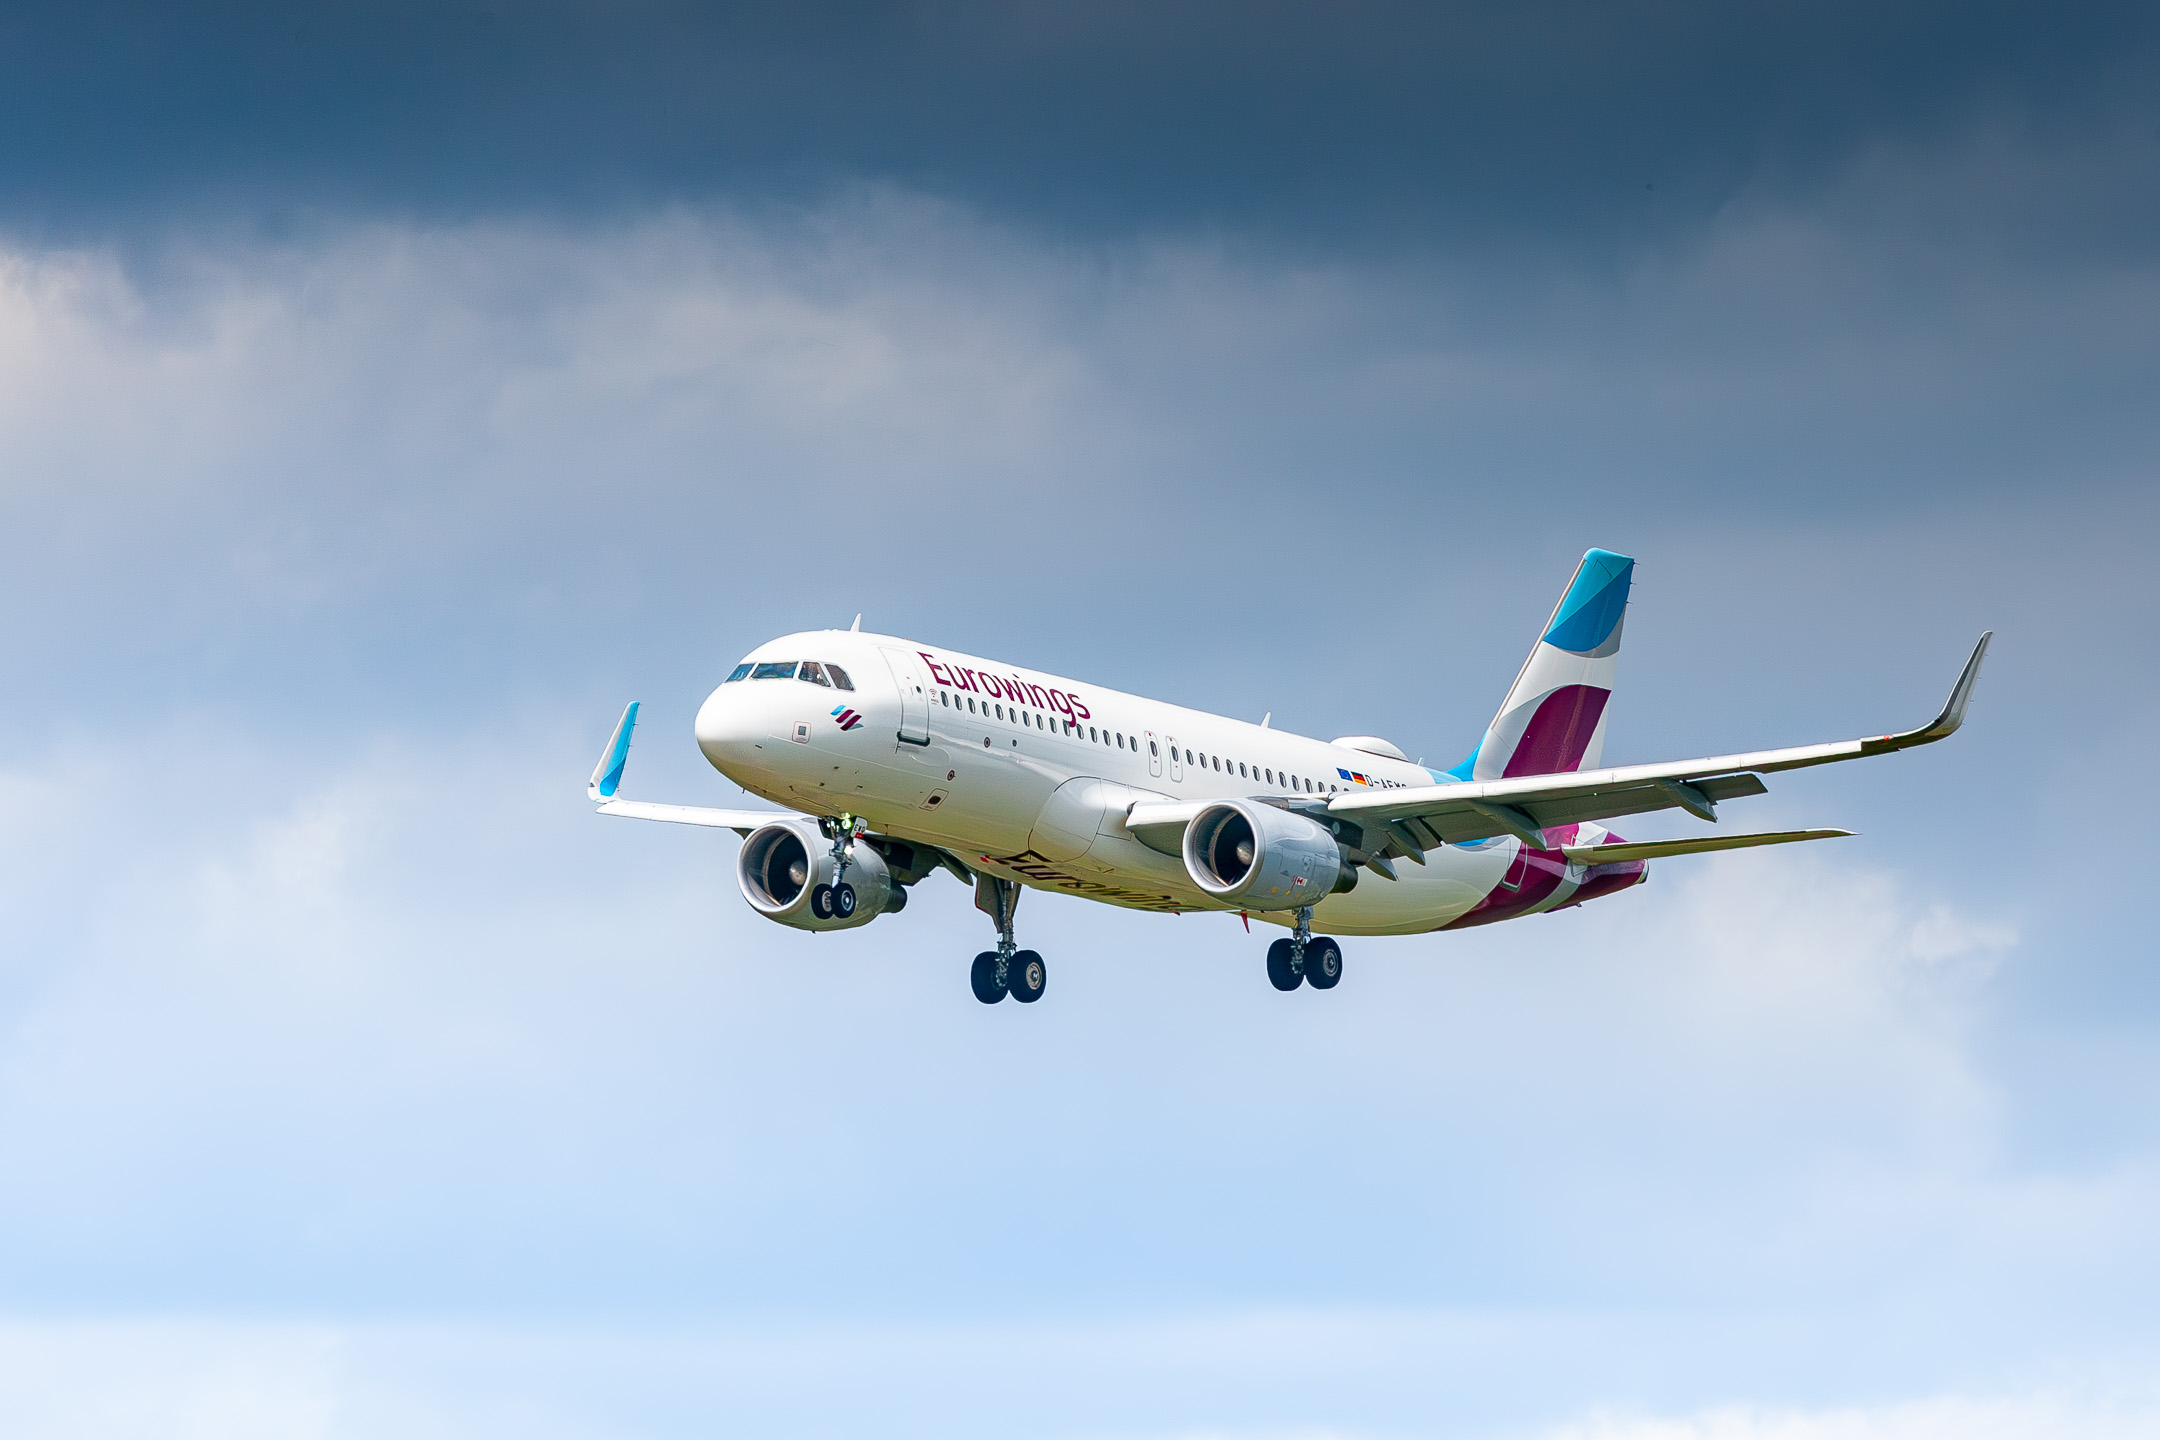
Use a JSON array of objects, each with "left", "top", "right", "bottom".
[
  {"left": 1266, "top": 906, "right": 1342, "bottom": 991},
  {"left": 970, "top": 873, "right": 1045, "bottom": 1004},
  {"left": 811, "top": 813, "right": 866, "bottom": 920}
]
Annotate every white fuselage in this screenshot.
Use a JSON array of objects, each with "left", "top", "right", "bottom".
[{"left": 692, "top": 629, "right": 1617, "bottom": 935}]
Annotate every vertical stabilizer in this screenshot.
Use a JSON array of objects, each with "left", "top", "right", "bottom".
[{"left": 1449, "top": 549, "right": 1633, "bottom": 781}]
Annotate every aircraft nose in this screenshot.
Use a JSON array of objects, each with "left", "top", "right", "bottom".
[{"left": 695, "top": 683, "right": 747, "bottom": 764}]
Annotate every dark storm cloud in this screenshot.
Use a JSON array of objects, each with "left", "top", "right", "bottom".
[{"left": 2, "top": 0, "right": 2153, "bottom": 244}]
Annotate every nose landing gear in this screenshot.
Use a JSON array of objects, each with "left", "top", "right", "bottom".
[
  {"left": 1265, "top": 906, "right": 1343, "bottom": 992},
  {"left": 811, "top": 814, "right": 867, "bottom": 920},
  {"left": 969, "top": 874, "right": 1046, "bottom": 1005}
]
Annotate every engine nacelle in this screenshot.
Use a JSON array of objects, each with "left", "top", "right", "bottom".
[
  {"left": 737, "top": 821, "right": 903, "bottom": 931},
  {"left": 1182, "top": 800, "right": 1355, "bottom": 910}
]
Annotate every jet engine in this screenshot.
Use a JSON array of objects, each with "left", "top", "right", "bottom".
[
  {"left": 1181, "top": 801, "right": 1357, "bottom": 910},
  {"left": 737, "top": 821, "right": 904, "bottom": 931}
]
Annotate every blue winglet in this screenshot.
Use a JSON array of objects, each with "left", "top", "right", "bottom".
[{"left": 589, "top": 701, "right": 639, "bottom": 801}]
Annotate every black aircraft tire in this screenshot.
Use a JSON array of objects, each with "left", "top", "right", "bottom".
[
  {"left": 1266, "top": 938, "right": 1302, "bottom": 991},
  {"left": 833, "top": 882, "right": 857, "bottom": 919},
  {"left": 970, "top": 952, "right": 1007, "bottom": 1004},
  {"left": 1306, "top": 937, "right": 1343, "bottom": 989},
  {"left": 1008, "top": 950, "right": 1047, "bottom": 1003},
  {"left": 810, "top": 885, "right": 834, "bottom": 920}
]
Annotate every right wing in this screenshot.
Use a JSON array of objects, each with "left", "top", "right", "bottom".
[
  {"left": 1330, "top": 632, "right": 1990, "bottom": 849},
  {"left": 588, "top": 701, "right": 793, "bottom": 836}
]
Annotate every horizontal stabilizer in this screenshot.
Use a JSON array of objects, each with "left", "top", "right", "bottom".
[{"left": 1562, "top": 828, "right": 1852, "bottom": 865}]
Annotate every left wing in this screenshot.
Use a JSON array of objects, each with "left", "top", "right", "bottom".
[{"left": 588, "top": 701, "right": 793, "bottom": 836}]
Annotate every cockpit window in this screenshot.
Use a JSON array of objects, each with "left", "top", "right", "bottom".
[
  {"left": 800, "top": 661, "right": 830, "bottom": 687},
  {"left": 750, "top": 661, "right": 799, "bottom": 680},
  {"left": 826, "top": 664, "right": 854, "bottom": 691},
  {"left": 724, "top": 663, "right": 753, "bottom": 683}
]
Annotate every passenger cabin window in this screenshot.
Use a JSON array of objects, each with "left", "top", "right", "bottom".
[
  {"left": 751, "top": 661, "right": 798, "bottom": 680},
  {"left": 827, "top": 665, "right": 854, "bottom": 691},
  {"left": 800, "top": 661, "right": 830, "bottom": 687},
  {"left": 1149, "top": 740, "right": 1158, "bottom": 756},
  {"left": 725, "top": 663, "right": 753, "bottom": 683}
]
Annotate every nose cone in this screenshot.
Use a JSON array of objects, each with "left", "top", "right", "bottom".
[{"left": 695, "top": 683, "right": 749, "bottom": 770}]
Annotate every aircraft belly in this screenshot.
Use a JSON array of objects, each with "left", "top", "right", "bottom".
[{"left": 1313, "top": 845, "right": 1512, "bottom": 936}]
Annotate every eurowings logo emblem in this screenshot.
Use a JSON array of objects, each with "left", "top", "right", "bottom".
[{"left": 831, "top": 705, "right": 864, "bottom": 732}]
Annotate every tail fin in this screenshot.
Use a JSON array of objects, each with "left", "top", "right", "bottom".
[{"left": 1448, "top": 549, "right": 1633, "bottom": 781}]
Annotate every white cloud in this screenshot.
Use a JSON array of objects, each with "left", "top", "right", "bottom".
[
  {"left": 0, "top": 1314, "right": 2155, "bottom": 1440},
  {"left": 0, "top": 153, "right": 2153, "bottom": 1436},
  {"left": 1542, "top": 1391, "right": 2160, "bottom": 1440}
]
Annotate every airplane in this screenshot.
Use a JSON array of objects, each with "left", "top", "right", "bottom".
[{"left": 589, "top": 549, "right": 1990, "bottom": 1004}]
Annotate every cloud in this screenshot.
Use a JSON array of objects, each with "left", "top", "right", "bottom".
[
  {"left": 1542, "top": 1391, "right": 2160, "bottom": 1440},
  {"left": 0, "top": 113, "right": 2154, "bottom": 1437},
  {"left": 1, "top": 1, "right": 2152, "bottom": 243},
  {"left": 0, "top": 1314, "right": 2156, "bottom": 1440},
  {"left": 5, "top": 707, "right": 2140, "bottom": 1327},
  {"left": 1, "top": 149, "right": 2154, "bottom": 752}
]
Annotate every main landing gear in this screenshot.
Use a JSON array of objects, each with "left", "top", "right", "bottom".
[
  {"left": 970, "top": 874, "right": 1046, "bottom": 1005},
  {"left": 1265, "top": 906, "right": 1343, "bottom": 992},
  {"left": 810, "top": 814, "right": 867, "bottom": 920}
]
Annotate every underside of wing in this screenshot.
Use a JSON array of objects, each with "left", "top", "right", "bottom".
[{"left": 1124, "top": 800, "right": 1210, "bottom": 856}]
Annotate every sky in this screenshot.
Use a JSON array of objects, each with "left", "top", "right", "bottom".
[{"left": 1, "top": 4, "right": 2157, "bottom": 1437}]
